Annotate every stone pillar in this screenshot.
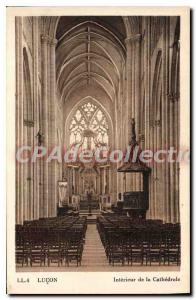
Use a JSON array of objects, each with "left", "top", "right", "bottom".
[
  {"left": 41, "top": 34, "right": 49, "bottom": 218},
  {"left": 95, "top": 175, "right": 97, "bottom": 194},
  {"left": 174, "top": 42, "right": 180, "bottom": 223},
  {"left": 15, "top": 17, "right": 24, "bottom": 224},
  {"left": 108, "top": 167, "right": 111, "bottom": 195},
  {"left": 23, "top": 122, "right": 28, "bottom": 221},
  {"left": 125, "top": 34, "right": 142, "bottom": 192},
  {"left": 75, "top": 170, "right": 78, "bottom": 194},
  {"left": 167, "top": 19, "right": 180, "bottom": 223},
  {"left": 168, "top": 93, "right": 180, "bottom": 223},
  {"left": 32, "top": 17, "right": 40, "bottom": 221},
  {"left": 46, "top": 36, "right": 51, "bottom": 217},
  {"left": 134, "top": 35, "right": 142, "bottom": 191},
  {"left": 103, "top": 167, "right": 105, "bottom": 194},
  {"left": 49, "top": 37, "right": 57, "bottom": 217},
  {"left": 106, "top": 167, "right": 109, "bottom": 194},
  {"left": 40, "top": 35, "right": 57, "bottom": 218},
  {"left": 73, "top": 168, "right": 75, "bottom": 193},
  {"left": 143, "top": 17, "right": 151, "bottom": 219},
  {"left": 82, "top": 176, "right": 84, "bottom": 194},
  {"left": 100, "top": 168, "right": 103, "bottom": 195},
  {"left": 162, "top": 17, "right": 170, "bottom": 223},
  {"left": 125, "top": 37, "right": 133, "bottom": 192},
  {"left": 155, "top": 120, "right": 163, "bottom": 220},
  {"left": 97, "top": 173, "right": 100, "bottom": 195},
  {"left": 133, "top": 34, "right": 142, "bottom": 139},
  {"left": 69, "top": 167, "right": 73, "bottom": 198},
  {"left": 175, "top": 97, "right": 180, "bottom": 223},
  {"left": 169, "top": 99, "right": 175, "bottom": 223}
]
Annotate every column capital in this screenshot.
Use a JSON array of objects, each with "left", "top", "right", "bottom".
[
  {"left": 41, "top": 34, "right": 49, "bottom": 43},
  {"left": 49, "top": 38, "right": 58, "bottom": 47},
  {"left": 125, "top": 33, "right": 142, "bottom": 45},
  {"left": 167, "top": 92, "right": 180, "bottom": 102},
  {"left": 41, "top": 35, "right": 58, "bottom": 47}
]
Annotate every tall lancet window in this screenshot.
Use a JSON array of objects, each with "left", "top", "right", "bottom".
[{"left": 69, "top": 101, "right": 109, "bottom": 150}]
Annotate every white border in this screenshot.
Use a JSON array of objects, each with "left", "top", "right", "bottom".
[{"left": 2, "top": 1, "right": 193, "bottom": 297}]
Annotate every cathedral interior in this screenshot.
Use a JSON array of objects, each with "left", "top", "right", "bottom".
[{"left": 15, "top": 16, "right": 180, "bottom": 270}]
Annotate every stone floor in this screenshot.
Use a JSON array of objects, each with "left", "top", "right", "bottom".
[{"left": 16, "top": 224, "right": 180, "bottom": 272}]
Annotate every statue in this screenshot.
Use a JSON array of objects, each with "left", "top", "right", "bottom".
[
  {"left": 36, "top": 130, "right": 44, "bottom": 146},
  {"left": 129, "top": 118, "right": 137, "bottom": 146}
]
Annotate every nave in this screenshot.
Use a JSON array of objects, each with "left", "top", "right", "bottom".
[
  {"left": 15, "top": 15, "right": 181, "bottom": 271},
  {"left": 16, "top": 213, "right": 180, "bottom": 271},
  {"left": 16, "top": 15, "right": 180, "bottom": 225}
]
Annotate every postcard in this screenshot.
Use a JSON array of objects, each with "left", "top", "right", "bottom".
[{"left": 6, "top": 6, "right": 190, "bottom": 294}]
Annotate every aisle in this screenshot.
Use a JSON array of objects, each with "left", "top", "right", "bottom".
[{"left": 82, "top": 224, "right": 108, "bottom": 268}]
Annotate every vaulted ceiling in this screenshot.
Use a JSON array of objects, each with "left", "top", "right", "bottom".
[{"left": 55, "top": 17, "right": 126, "bottom": 105}]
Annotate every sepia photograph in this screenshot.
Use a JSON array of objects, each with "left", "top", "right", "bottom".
[{"left": 6, "top": 6, "right": 190, "bottom": 294}]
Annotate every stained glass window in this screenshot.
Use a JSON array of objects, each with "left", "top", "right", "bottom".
[{"left": 69, "top": 101, "right": 109, "bottom": 149}]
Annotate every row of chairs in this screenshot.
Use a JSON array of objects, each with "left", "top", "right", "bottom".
[
  {"left": 16, "top": 216, "right": 87, "bottom": 267},
  {"left": 97, "top": 216, "right": 181, "bottom": 266}
]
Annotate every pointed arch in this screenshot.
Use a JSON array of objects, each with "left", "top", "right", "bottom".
[
  {"left": 65, "top": 96, "right": 114, "bottom": 149},
  {"left": 23, "top": 47, "right": 33, "bottom": 121}
]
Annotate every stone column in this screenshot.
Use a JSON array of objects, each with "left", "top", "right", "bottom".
[
  {"left": 162, "top": 17, "right": 170, "bottom": 223},
  {"left": 32, "top": 17, "right": 40, "bottom": 221},
  {"left": 133, "top": 34, "right": 142, "bottom": 139},
  {"left": 100, "top": 168, "right": 103, "bottom": 195},
  {"left": 46, "top": 36, "right": 51, "bottom": 217},
  {"left": 169, "top": 99, "right": 175, "bottom": 223},
  {"left": 143, "top": 17, "right": 152, "bottom": 219},
  {"left": 168, "top": 91, "right": 180, "bottom": 223},
  {"left": 82, "top": 176, "right": 84, "bottom": 194},
  {"left": 174, "top": 42, "right": 180, "bottom": 223},
  {"left": 125, "top": 37, "right": 133, "bottom": 192},
  {"left": 106, "top": 167, "right": 109, "bottom": 194},
  {"left": 15, "top": 17, "right": 24, "bottom": 224},
  {"left": 76, "top": 170, "right": 78, "bottom": 194},
  {"left": 23, "top": 122, "right": 28, "bottom": 221},
  {"left": 48, "top": 37, "right": 57, "bottom": 217},
  {"left": 135, "top": 33, "right": 142, "bottom": 192},
  {"left": 97, "top": 173, "right": 100, "bottom": 195},
  {"left": 168, "top": 21, "right": 180, "bottom": 224},
  {"left": 103, "top": 167, "right": 106, "bottom": 194},
  {"left": 175, "top": 95, "right": 180, "bottom": 223},
  {"left": 95, "top": 176, "right": 97, "bottom": 194},
  {"left": 108, "top": 167, "right": 111, "bottom": 195},
  {"left": 125, "top": 34, "right": 142, "bottom": 192},
  {"left": 73, "top": 168, "right": 75, "bottom": 193},
  {"left": 41, "top": 34, "right": 49, "bottom": 218}
]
